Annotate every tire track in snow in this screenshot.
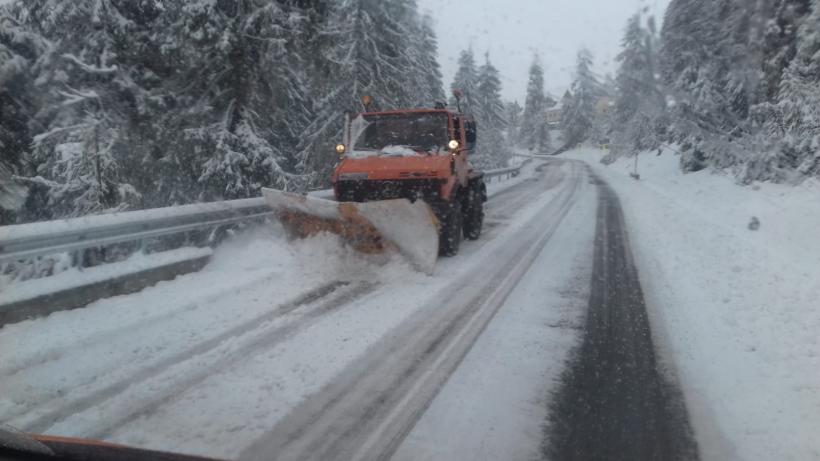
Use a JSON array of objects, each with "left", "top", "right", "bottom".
[
  {"left": 2, "top": 164, "right": 546, "bottom": 382},
  {"left": 544, "top": 173, "right": 698, "bottom": 461},
  {"left": 84, "top": 281, "right": 379, "bottom": 441},
  {"left": 0, "top": 270, "right": 286, "bottom": 380},
  {"left": 486, "top": 163, "right": 565, "bottom": 223},
  {"left": 2, "top": 165, "right": 548, "bottom": 381},
  {"left": 239, "top": 160, "right": 586, "bottom": 461},
  {"left": 462, "top": 160, "right": 561, "bottom": 251},
  {"left": 16, "top": 281, "right": 372, "bottom": 434}
]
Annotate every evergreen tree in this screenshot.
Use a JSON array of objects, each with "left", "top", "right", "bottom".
[
  {"left": 505, "top": 101, "right": 523, "bottom": 147},
  {"left": 416, "top": 13, "right": 446, "bottom": 106},
  {"left": 381, "top": 0, "right": 425, "bottom": 107},
  {"left": 450, "top": 48, "right": 479, "bottom": 114},
  {"left": 758, "top": 0, "right": 812, "bottom": 101},
  {"left": 660, "top": 0, "right": 741, "bottom": 171},
  {"left": 610, "top": 14, "right": 666, "bottom": 158},
  {"left": 475, "top": 53, "right": 509, "bottom": 167},
  {"left": 299, "top": 0, "right": 429, "bottom": 185},
  {"left": 157, "top": 0, "right": 315, "bottom": 202},
  {"left": 0, "top": 4, "right": 47, "bottom": 223},
  {"left": 756, "top": 0, "right": 820, "bottom": 179},
  {"left": 563, "top": 48, "right": 598, "bottom": 147},
  {"left": 476, "top": 54, "right": 506, "bottom": 129},
  {"left": 397, "top": 7, "right": 442, "bottom": 107},
  {"left": 659, "top": 0, "right": 814, "bottom": 178},
  {"left": 0, "top": 0, "right": 457, "bottom": 217},
  {"left": 16, "top": 0, "right": 161, "bottom": 217},
  {"left": 520, "top": 57, "right": 550, "bottom": 152}
]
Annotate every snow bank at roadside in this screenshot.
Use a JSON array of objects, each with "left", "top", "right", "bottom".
[
  {"left": 1, "top": 247, "right": 213, "bottom": 306},
  {"left": 0, "top": 224, "right": 417, "bottom": 426},
  {"left": 563, "top": 148, "right": 820, "bottom": 461}
]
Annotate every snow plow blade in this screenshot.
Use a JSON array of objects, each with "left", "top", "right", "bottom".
[{"left": 262, "top": 188, "right": 439, "bottom": 273}]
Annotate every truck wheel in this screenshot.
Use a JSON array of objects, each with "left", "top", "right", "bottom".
[
  {"left": 439, "top": 200, "right": 462, "bottom": 257},
  {"left": 463, "top": 189, "right": 484, "bottom": 240}
]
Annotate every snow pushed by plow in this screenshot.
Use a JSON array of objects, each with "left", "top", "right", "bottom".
[
  {"left": 263, "top": 189, "right": 439, "bottom": 274},
  {"left": 0, "top": 224, "right": 421, "bottom": 454}
]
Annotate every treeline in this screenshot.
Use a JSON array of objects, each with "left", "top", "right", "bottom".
[
  {"left": 570, "top": 0, "right": 820, "bottom": 183},
  {"left": 448, "top": 48, "right": 513, "bottom": 167},
  {"left": 454, "top": 51, "right": 555, "bottom": 159},
  {"left": 0, "top": 0, "right": 447, "bottom": 223}
]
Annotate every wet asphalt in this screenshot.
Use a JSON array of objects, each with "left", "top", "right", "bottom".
[{"left": 543, "top": 174, "right": 699, "bottom": 461}]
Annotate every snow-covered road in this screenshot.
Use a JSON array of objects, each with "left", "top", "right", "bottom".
[
  {"left": 240, "top": 161, "right": 587, "bottom": 461},
  {"left": 565, "top": 148, "right": 820, "bottom": 461},
  {"left": 10, "top": 148, "right": 810, "bottom": 460},
  {"left": 4, "top": 158, "right": 640, "bottom": 460}
]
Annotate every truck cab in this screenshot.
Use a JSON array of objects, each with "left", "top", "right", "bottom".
[{"left": 331, "top": 107, "right": 485, "bottom": 256}]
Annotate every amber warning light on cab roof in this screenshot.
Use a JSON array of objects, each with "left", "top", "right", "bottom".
[
  {"left": 451, "top": 88, "right": 463, "bottom": 111},
  {"left": 361, "top": 94, "right": 374, "bottom": 111}
]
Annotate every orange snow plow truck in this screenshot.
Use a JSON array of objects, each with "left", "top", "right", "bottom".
[{"left": 262, "top": 97, "right": 487, "bottom": 273}]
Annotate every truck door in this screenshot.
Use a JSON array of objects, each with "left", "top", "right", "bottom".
[
  {"left": 451, "top": 115, "right": 470, "bottom": 187},
  {"left": 465, "top": 120, "right": 477, "bottom": 153}
]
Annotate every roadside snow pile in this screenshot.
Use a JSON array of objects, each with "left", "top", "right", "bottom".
[
  {"left": 287, "top": 230, "right": 417, "bottom": 281},
  {"left": 1, "top": 248, "right": 212, "bottom": 306},
  {"left": 0, "top": 225, "right": 418, "bottom": 435},
  {"left": 564, "top": 148, "right": 820, "bottom": 461},
  {"left": 209, "top": 225, "right": 416, "bottom": 285}
]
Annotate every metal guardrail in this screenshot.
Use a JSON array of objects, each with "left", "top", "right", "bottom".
[
  {"left": 484, "top": 158, "right": 532, "bottom": 182},
  {"left": 0, "top": 160, "right": 532, "bottom": 264},
  {"left": 0, "top": 198, "right": 272, "bottom": 264},
  {"left": 484, "top": 165, "right": 522, "bottom": 182}
]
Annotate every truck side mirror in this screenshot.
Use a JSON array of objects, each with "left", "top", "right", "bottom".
[{"left": 466, "top": 122, "right": 477, "bottom": 144}]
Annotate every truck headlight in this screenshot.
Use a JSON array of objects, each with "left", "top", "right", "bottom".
[
  {"left": 335, "top": 143, "right": 346, "bottom": 155},
  {"left": 448, "top": 140, "right": 460, "bottom": 151}
]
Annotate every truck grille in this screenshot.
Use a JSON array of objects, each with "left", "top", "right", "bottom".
[{"left": 336, "top": 179, "right": 443, "bottom": 202}]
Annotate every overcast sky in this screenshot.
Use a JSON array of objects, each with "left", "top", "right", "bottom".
[{"left": 417, "top": 0, "right": 671, "bottom": 102}]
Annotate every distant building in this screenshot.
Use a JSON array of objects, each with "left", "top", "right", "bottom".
[
  {"left": 595, "top": 96, "right": 614, "bottom": 117},
  {"left": 544, "top": 91, "right": 613, "bottom": 129},
  {"left": 546, "top": 103, "right": 563, "bottom": 127},
  {"left": 544, "top": 90, "right": 573, "bottom": 127}
]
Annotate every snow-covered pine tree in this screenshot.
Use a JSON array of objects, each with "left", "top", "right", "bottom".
[
  {"left": 381, "top": 0, "right": 425, "bottom": 108},
  {"left": 756, "top": 0, "right": 820, "bottom": 180},
  {"left": 157, "top": 0, "right": 315, "bottom": 202},
  {"left": 505, "top": 100, "right": 523, "bottom": 147},
  {"left": 416, "top": 13, "right": 446, "bottom": 106},
  {"left": 15, "top": 0, "right": 160, "bottom": 218},
  {"left": 610, "top": 14, "right": 666, "bottom": 158},
  {"left": 299, "top": 0, "right": 431, "bottom": 186},
  {"left": 475, "top": 53, "right": 510, "bottom": 168},
  {"left": 623, "top": 0, "right": 820, "bottom": 181},
  {"left": 519, "top": 57, "right": 550, "bottom": 152},
  {"left": 758, "top": 0, "right": 812, "bottom": 102},
  {"left": 3, "top": 0, "right": 451, "bottom": 209},
  {"left": 563, "top": 48, "right": 598, "bottom": 148},
  {"left": 386, "top": 0, "right": 437, "bottom": 107},
  {"left": 590, "top": 73, "right": 616, "bottom": 145},
  {"left": 0, "top": 4, "right": 48, "bottom": 223},
  {"left": 450, "top": 48, "right": 479, "bottom": 115},
  {"left": 660, "top": 0, "right": 742, "bottom": 171}
]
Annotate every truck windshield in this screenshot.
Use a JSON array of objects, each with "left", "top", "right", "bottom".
[{"left": 353, "top": 113, "right": 449, "bottom": 154}]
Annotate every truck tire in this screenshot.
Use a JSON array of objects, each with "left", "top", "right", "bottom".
[
  {"left": 439, "top": 200, "right": 462, "bottom": 257},
  {"left": 462, "top": 187, "right": 484, "bottom": 240}
]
